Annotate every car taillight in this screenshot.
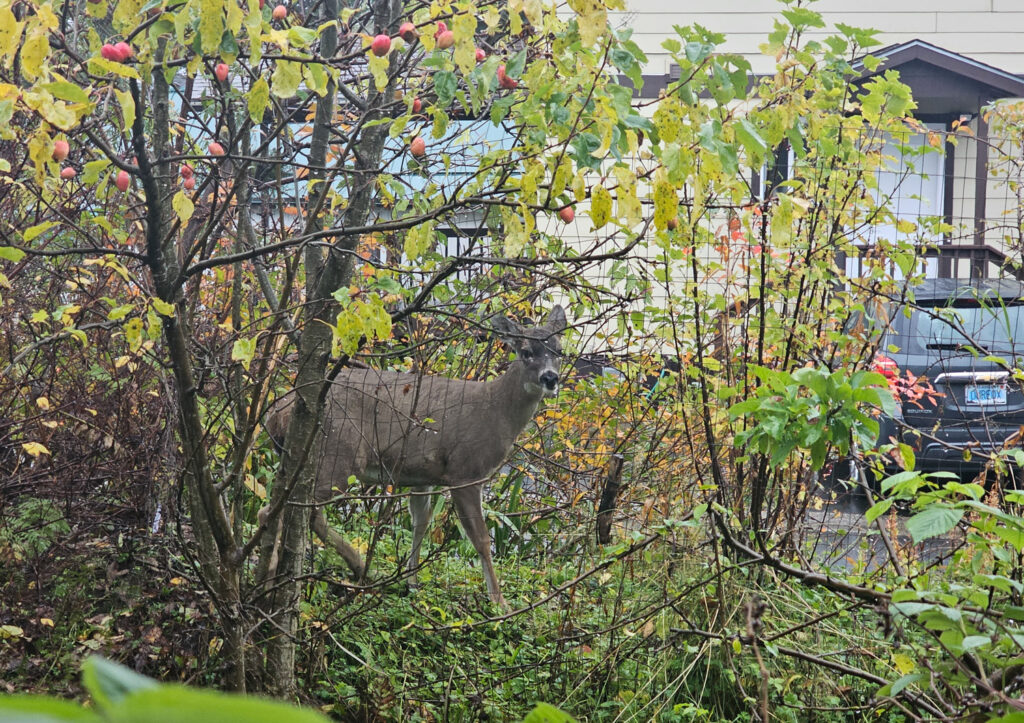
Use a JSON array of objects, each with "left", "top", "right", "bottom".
[{"left": 872, "top": 354, "right": 899, "bottom": 381}]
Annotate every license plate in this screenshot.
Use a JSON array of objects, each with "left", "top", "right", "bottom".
[{"left": 966, "top": 384, "right": 1007, "bottom": 405}]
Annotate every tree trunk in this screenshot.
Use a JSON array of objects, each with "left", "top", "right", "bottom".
[
  {"left": 260, "top": 0, "right": 402, "bottom": 697},
  {"left": 138, "top": 40, "right": 247, "bottom": 691}
]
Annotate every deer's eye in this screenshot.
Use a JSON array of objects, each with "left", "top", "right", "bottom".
[{"left": 520, "top": 348, "right": 534, "bottom": 359}]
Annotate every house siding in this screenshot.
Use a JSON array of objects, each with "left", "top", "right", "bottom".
[{"left": 615, "top": 2, "right": 1024, "bottom": 76}]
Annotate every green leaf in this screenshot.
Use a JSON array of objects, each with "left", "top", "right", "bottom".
[
  {"left": 505, "top": 48, "right": 526, "bottom": 77},
  {"left": 81, "top": 657, "right": 157, "bottom": 710},
  {"left": 864, "top": 498, "right": 893, "bottom": 523},
  {"left": 41, "top": 81, "right": 91, "bottom": 106},
  {"left": 0, "top": 246, "right": 26, "bottom": 262},
  {"left": 23, "top": 222, "right": 58, "bottom": 242},
  {"left": 231, "top": 336, "right": 257, "bottom": 371},
  {"left": 0, "top": 694, "right": 102, "bottom": 721},
  {"left": 888, "top": 672, "right": 923, "bottom": 696},
  {"left": 735, "top": 118, "right": 767, "bottom": 166},
  {"left": 435, "top": 70, "right": 457, "bottom": 107},
  {"left": 115, "top": 88, "right": 136, "bottom": 132},
  {"left": 961, "top": 635, "right": 991, "bottom": 652},
  {"left": 522, "top": 703, "right": 577, "bottom": 723},
  {"left": 82, "top": 159, "right": 111, "bottom": 185},
  {"left": 988, "top": 712, "right": 1024, "bottom": 723},
  {"left": 114, "top": 686, "right": 330, "bottom": 723},
  {"left": 904, "top": 505, "right": 963, "bottom": 544}
]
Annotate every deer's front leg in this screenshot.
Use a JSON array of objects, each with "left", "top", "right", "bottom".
[
  {"left": 407, "top": 487, "right": 435, "bottom": 586},
  {"left": 450, "top": 482, "right": 508, "bottom": 609}
]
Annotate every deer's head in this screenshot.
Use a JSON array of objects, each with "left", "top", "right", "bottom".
[{"left": 494, "top": 306, "right": 567, "bottom": 398}]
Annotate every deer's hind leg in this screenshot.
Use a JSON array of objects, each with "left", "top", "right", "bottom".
[{"left": 312, "top": 509, "right": 365, "bottom": 581}]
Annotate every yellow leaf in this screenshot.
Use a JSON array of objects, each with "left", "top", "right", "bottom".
[
  {"left": 612, "top": 166, "right": 641, "bottom": 227},
  {"left": 22, "top": 90, "right": 77, "bottom": 131},
  {"left": 452, "top": 11, "right": 477, "bottom": 76},
  {"left": 0, "top": 6, "right": 23, "bottom": 64},
  {"left": 367, "top": 52, "right": 389, "bottom": 93},
  {"left": 502, "top": 207, "right": 527, "bottom": 256},
  {"left": 590, "top": 184, "right": 612, "bottom": 229},
  {"left": 572, "top": 169, "right": 586, "bottom": 203},
  {"left": 271, "top": 60, "right": 302, "bottom": 99},
  {"left": 35, "top": 397, "right": 50, "bottom": 410},
  {"left": 0, "top": 625, "right": 24, "bottom": 639},
  {"left": 22, "top": 442, "right": 51, "bottom": 457},
  {"left": 403, "top": 220, "right": 435, "bottom": 260},
  {"left": 652, "top": 170, "right": 676, "bottom": 231},
  {"left": 151, "top": 297, "right": 175, "bottom": 317},
  {"left": 40, "top": 618, "right": 54, "bottom": 627},
  {"left": 197, "top": 0, "right": 225, "bottom": 55},
  {"left": 567, "top": 0, "right": 607, "bottom": 47},
  {"left": 112, "top": 0, "right": 145, "bottom": 33},
  {"left": 169, "top": 577, "right": 184, "bottom": 585},
  {"left": 172, "top": 190, "right": 194, "bottom": 225},
  {"left": 87, "top": 56, "right": 141, "bottom": 80},
  {"left": 247, "top": 76, "right": 269, "bottom": 122},
  {"left": 892, "top": 653, "right": 915, "bottom": 675},
  {"left": 20, "top": 28, "right": 49, "bottom": 82},
  {"left": 244, "top": 474, "right": 266, "bottom": 499}
]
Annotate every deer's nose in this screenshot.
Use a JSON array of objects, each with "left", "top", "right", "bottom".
[{"left": 540, "top": 371, "right": 559, "bottom": 390}]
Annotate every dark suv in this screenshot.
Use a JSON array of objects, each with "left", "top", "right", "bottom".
[{"left": 866, "top": 278, "right": 1024, "bottom": 480}]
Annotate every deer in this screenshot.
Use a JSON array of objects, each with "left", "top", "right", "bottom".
[{"left": 264, "top": 306, "right": 567, "bottom": 608}]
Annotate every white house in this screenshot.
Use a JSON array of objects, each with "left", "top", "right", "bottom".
[{"left": 613, "top": 1, "right": 1024, "bottom": 280}]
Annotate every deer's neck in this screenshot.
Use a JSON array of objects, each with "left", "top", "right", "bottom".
[{"left": 490, "top": 361, "right": 545, "bottom": 433}]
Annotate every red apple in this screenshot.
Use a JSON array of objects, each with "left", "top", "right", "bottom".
[
  {"left": 370, "top": 34, "right": 391, "bottom": 56},
  {"left": 259, "top": 0, "right": 264, "bottom": 7},
  {"left": 497, "top": 64, "right": 518, "bottom": 90},
  {"left": 475, "top": 47, "right": 486, "bottom": 62},
  {"left": 183, "top": 176, "right": 196, "bottom": 190},
  {"left": 100, "top": 44, "right": 120, "bottom": 61},
  {"left": 398, "top": 21, "right": 417, "bottom": 43},
  {"left": 113, "top": 42, "right": 132, "bottom": 61},
  {"left": 409, "top": 136, "right": 426, "bottom": 158},
  {"left": 271, "top": 4, "right": 286, "bottom": 20},
  {"left": 434, "top": 21, "right": 447, "bottom": 38},
  {"left": 411, "top": 97, "right": 422, "bottom": 113},
  {"left": 52, "top": 140, "right": 69, "bottom": 162},
  {"left": 559, "top": 206, "right": 575, "bottom": 224},
  {"left": 214, "top": 63, "right": 229, "bottom": 82},
  {"left": 436, "top": 29, "right": 454, "bottom": 49},
  {"left": 208, "top": 142, "right": 225, "bottom": 156},
  {"left": 115, "top": 170, "right": 130, "bottom": 192},
  {"left": 60, "top": 166, "right": 76, "bottom": 179},
  {"left": 180, "top": 164, "right": 194, "bottom": 179}
]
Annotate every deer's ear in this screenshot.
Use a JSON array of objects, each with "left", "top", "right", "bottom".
[
  {"left": 492, "top": 315, "right": 523, "bottom": 344},
  {"left": 544, "top": 306, "right": 567, "bottom": 335}
]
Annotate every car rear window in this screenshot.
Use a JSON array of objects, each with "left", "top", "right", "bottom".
[{"left": 888, "top": 299, "right": 1024, "bottom": 356}]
